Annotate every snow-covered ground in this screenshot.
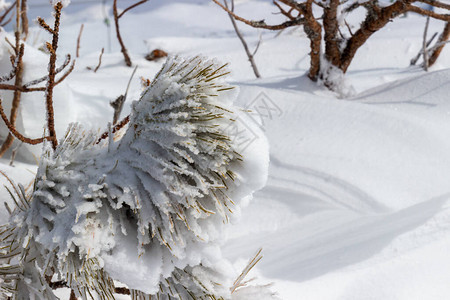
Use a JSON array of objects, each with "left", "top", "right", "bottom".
[{"left": 1, "top": 1, "right": 450, "bottom": 299}]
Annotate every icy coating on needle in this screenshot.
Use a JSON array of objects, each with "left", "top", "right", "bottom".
[{"left": 0, "top": 56, "right": 271, "bottom": 300}]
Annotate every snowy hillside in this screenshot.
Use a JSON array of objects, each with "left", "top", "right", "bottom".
[{"left": 1, "top": 1, "right": 450, "bottom": 299}]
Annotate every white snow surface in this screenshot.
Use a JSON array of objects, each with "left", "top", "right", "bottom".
[{"left": 0, "top": 1, "right": 450, "bottom": 299}]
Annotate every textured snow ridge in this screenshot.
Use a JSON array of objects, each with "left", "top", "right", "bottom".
[{"left": 0, "top": 56, "right": 270, "bottom": 299}]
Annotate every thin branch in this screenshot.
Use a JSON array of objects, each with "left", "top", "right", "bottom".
[
  {"left": 96, "top": 115, "right": 130, "bottom": 144},
  {"left": 9, "top": 142, "right": 22, "bottom": 166},
  {"left": 273, "top": 1, "right": 296, "bottom": 20},
  {"left": 0, "top": 1, "right": 25, "bottom": 158},
  {"left": 23, "top": 54, "right": 71, "bottom": 88},
  {"left": 0, "top": 1, "right": 16, "bottom": 26},
  {"left": 110, "top": 65, "right": 137, "bottom": 124},
  {"left": 344, "top": 19, "right": 353, "bottom": 36},
  {"left": 0, "top": 44, "right": 23, "bottom": 83},
  {"left": 44, "top": 2, "right": 64, "bottom": 150},
  {"left": 20, "top": 0, "right": 28, "bottom": 40},
  {"left": 422, "top": 16, "right": 430, "bottom": 71},
  {"left": 410, "top": 31, "right": 438, "bottom": 65},
  {"left": 118, "top": 0, "right": 148, "bottom": 19},
  {"left": 0, "top": 99, "right": 50, "bottom": 145},
  {"left": 212, "top": 0, "right": 306, "bottom": 30},
  {"left": 406, "top": 5, "right": 450, "bottom": 22},
  {"left": 76, "top": 23, "right": 84, "bottom": 58},
  {"left": 36, "top": 17, "right": 54, "bottom": 35},
  {"left": 252, "top": 33, "right": 262, "bottom": 56},
  {"left": 224, "top": 0, "right": 261, "bottom": 78},
  {"left": 113, "top": 0, "right": 132, "bottom": 66},
  {"left": 416, "top": 0, "right": 450, "bottom": 10},
  {"left": 55, "top": 60, "right": 76, "bottom": 86},
  {"left": 0, "top": 13, "right": 13, "bottom": 27},
  {"left": 0, "top": 83, "right": 45, "bottom": 92},
  {"left": 94, "top": 48, "right": 104, "bottom": 72}
]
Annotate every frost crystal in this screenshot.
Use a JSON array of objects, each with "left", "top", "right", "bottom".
[{"left": 0, "top": 56, "right": 272, "bottom": 299}]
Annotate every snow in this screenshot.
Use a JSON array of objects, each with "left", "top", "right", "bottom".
[{"left": 1, "top": 0, "right": 450, "bottom": 299}]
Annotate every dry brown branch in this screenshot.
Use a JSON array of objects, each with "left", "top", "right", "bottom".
[
  {"left": 224, "top": 0, "right": 261, "bottom": 78},
  {"left": 118, "top": 0, "right": 149, "bottom": 19},
  {"left": 9, "top": 141, "right": 21, "bottom": 166},
  {"left": 76, "top": 23, "right": 84, "bottom": 58},
  {"left": 23, "top": 54, "right": 71, "bottom": 88},
  {"left": 37, "top": 17, "right": 54, "bottom": 35},
  {"left": 0, "top": 0, "right": 26, "bottom": 158},
  {"left": 96, "top": 115, "right": 130, "bottom": 144},
  {"left": 94, "top": 47, "right": 104, "bottom": 72},
  {"left": 428, "top": 22, "right": 450, "bottom": 66},
  {"left": 0, "top": 99, "right": 50, "bottom": 145},
  {"left": 43, "top": 2, "right": 64, "bottom": 150},
  {"left": 410, "top": 31, "right": 438, "bottom": 65},
  {"left": 55, "top": 60, "right": 76, "bottom": 86},
  {"left": 416, "top": 0, "right": 450, "bottom": 10},
  {"left": 0, "top": 1, "right": 16, "bottom": 27},
  {"left": 113, "top": 0, "right": 137, "bottom": 66},
  {"left": 0, "top": 83, "right": 45, "bottom": 92},
  {"left": 20, "top": 0, "right": 28, "bottom": 40},
  {"left": 273, "top": 0, "right": 296, "bottom": 20},
  {"left": 212, "top": 0, "right": 307, "bottom": 30},
  {"left": 406, "top": 5, "right": 450, "bottom": 21},
  {"left": 110, "top": 65, "right": 137, "bottom": 124}
]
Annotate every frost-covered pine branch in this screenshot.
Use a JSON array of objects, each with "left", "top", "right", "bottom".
[{"left": 0, "top": 56, "right": 274, "bottom": 299}]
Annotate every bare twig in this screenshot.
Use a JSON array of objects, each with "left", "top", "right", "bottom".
[
  {"left": 0, "top": 1, "right": 16, "bottom": 27},
  {"left": 76, "top": 23, "right": 84, "bottom": 58},
  {"left": 113, "top": 0, "right": 135, "bottom": 66},
  {"left": 0, "top": 0, "right": 26, "bottom": 158},
  {"left": 118, "top": 0, "right": 149, "bottom": 19},
  {"left": 42, "top": 2, "right": 64, "bottom": 150},
  {"left": 55, "top": 60, "right": 76, "bottom": 86},
  {"left": 406, "top": 5, "right": 450, "bottom": 22},
  {"left": 411, "top": 31, "right": 438, "bottom": 65},
  {"left": 0, "top": 99, "right": 50, "bottom": 145},
  {"left": 212, "top": 0, "right": 307, "bottom": 30},
  {"left": 20, "top": 0, "right": 28, "bottom": 40},
  {"left": 416, "top": 0, "right": 450, "bottom": 10},
  {"left": 0, "top": 83, "right": 45, "bottom": 92},
  {"left": 96, "top": 115, "right": 130, "bottom": 144},
  {"left": 9, "top": 142, "right": 22, "bottom": 166},
  {"left": 23, "top": 54, "right": 71, "bottom": 88},
  {"left": 110, "top": 65, "right": 137, "bottom": 124},
  {"left": 94, "top": 48, "right": 104, "bottom": 72},
  {"left": 423, "top": 16, "right": 430, "bottom": 71},
  {"left": 224, "top": 0, "right": 261, "bottom": 78}
]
